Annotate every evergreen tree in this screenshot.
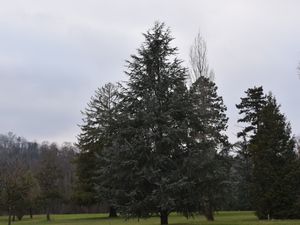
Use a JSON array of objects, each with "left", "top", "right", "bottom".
[
  {"left": 230, "top": 140, "right": 253, "bottom": 210},
  {"left": 76, "top": 82, "right": 120, "bottom": 216},
  {"left": 186, "top": 75, "right": 229, "bottom": 220},
  {"left": 236, "top": 86, "right": 267, "bottom": 139},
  {"left": 99, "top": 22, "right": 189, "bottom": 225},
  {"left": 235, "top": 86, "right": 267, "bottom": 210},
  {"left": 250, "top": 95, "right": 300, "bottom": 219}
]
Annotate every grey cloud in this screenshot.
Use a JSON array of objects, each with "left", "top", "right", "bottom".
[{"left": 0, "top": 0, "right": 300, "bottom": 143}]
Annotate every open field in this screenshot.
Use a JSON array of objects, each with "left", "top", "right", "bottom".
[{"left": 1, "top": 212, "right": 300, "bottom": 225}]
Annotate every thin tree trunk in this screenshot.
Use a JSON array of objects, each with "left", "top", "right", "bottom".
[
  {"left": 108, "top": 206, "right": 117, "bottom": 218},
  {"left": 12, "top": 214, "right": 15, "bottom": 222},
  {"left": 160, "top": 210, "right": 168, "bottom": 225},
  {"left": 204, "top": 203, "right": 214, "bottom": 221},
  {"left": 46, "top": 208, "right": 50, "bottom": 221},
  {"left": 29, "top": 208, "right": 33, "bottom": 219},
  {"left": 8, "top": 208, "right": 12, "bottom": 225}
]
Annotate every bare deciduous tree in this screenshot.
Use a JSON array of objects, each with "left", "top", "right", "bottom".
[
  {"left": 297, "top": 62, "right": 300, "bottom": 79},
  {"left": 0, "top": 155, "right": 27, "bottom": 225},
  {"left": 189, "top": 32, "right": 214, "bottom": 83}
]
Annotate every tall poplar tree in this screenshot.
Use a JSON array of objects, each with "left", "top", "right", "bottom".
[{"left": 185, "top": 32, "right": 230, "bottom": 220}]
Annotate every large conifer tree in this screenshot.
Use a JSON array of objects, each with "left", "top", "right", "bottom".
[
  {"left": 235, "top": 86, "right": 267, "bottom": 211},
  {"left": 99, "top": 22, "right": 189, "bottom": 225},
  {"left": 250, "top": 95, "right": 300, "bottom": 219},
  {"left": 237, "top": 87, "right": 300, "bottom": 218},
  {"left": 185, "top": 33, "right": 230, "bottom": 220},
  {"left": 186, "top": 75, "right": 229, "bottom": 221}
]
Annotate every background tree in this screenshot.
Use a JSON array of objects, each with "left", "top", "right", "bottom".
[
  {"left": 22, "top": 171, "right": 40, "bottom": 219},
  {"left": 76, "top": 82, "right": 120, "bottom": 217},
  {"left": 12, "top": 170, "right": 40, "bottom": 221},
  {"left": 57, "top": 143, "right": 77, "bottom": 213},
  {"left": 236, "top": 86, "right": 267, "bottom": 139},
  {"left": 0, "top": 156, "right": 26, "bottom": 225},
  {"left": 187, "top": 74, "right": 229, "bottom": 220},
  {"left": 36, "top": 143, "right": 62, "bottom": 221},
  {"left": 228, "top": 140, "right": 253, "bottom": 210},
  {"left": 0, "top": 133, "right": 80, "bottom": 218},
  {"left": 189, "top": 32, "right": 214, "bottom": 83},
  {"left": 184, "top": 31, "right": 230, "bottom": 220},
  {"left": 235, "top": 86, "right": 267, "bottom": 211},
  {"left": 250, "top": 95, "right": 300, "bottom": 219},
  {"left": 296, "top": 137, "right": 300, "bottom": 156},
  {"left": 0, "top": 133, "right": 40, "bottom": 224}
]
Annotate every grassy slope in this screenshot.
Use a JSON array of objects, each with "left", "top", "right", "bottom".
[{"left": 1, "top": 211, "right": 300, "bottom": 225}]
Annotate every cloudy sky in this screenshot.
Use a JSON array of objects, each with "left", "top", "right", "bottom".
[{"left": 0, "top": 0, "right": 299, "bottom": 144}]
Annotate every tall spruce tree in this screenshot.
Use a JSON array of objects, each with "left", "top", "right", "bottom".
[
  {"left": 76, "top": 82, "right": 120, "bottom": 217},
  {"left": 235, "top": 86, "right": 267, "bottom": 211},
  {"left": 236, "top": 86, "right": 267, "bottom": 139},
  {"left": 250, "top": 95, "right": 300, "bottom": 219},
  {"left": 99, "top": 22, "right": 190, "bottom": 225},
  {"left": 187, "top": 75, "right": 229, "bottom": 221},
  {"left": 185, "top": 32, "right": 230, "bottom": 220}
]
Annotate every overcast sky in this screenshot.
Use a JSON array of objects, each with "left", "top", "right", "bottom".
[{"left": 0, "top": 0, "right": 299, "bottom": 144}]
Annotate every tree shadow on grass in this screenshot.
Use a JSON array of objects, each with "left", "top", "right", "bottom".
[{"left": 55, "top": 215, "right": 119, "bottom": 223}]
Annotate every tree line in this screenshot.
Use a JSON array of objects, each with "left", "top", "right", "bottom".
[
  {"left": 1, "top": 22, "right": 300, "bottom": 225},
  {"left": 0, "top": 133, "right": 79, "bottom": 224},
  {"left": 76, "top": 22, "right": 300, "bottom": 224}
]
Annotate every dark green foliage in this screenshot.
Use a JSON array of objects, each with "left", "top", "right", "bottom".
[
  {"left": 188, "top": 76, "right": 228, "bottom": 145},
  {"left": 229, "top": 140, "right": 252, "bottom": 210},
  {"left": 186, "top": 76, "right": 230, "bottom": 220},
  {"left": 78, "top": 83, "right": 120, "bottom": 151},
  {"left": 73, "top": 150, "right": 97, "bottom": 206},
  {"left": 234, "top": 86, "right": 267, "bottom": 211},
  {"left": 98, "top": 22, "right": 189, "bottom": 224},
  {"left": 236, "top": 86, "right": 266, "bottom": 139},
  {"left": 250, "top": 95, "right": 300, "bottom": 219},
  {"left": 83, "top": 23, "right": 233, "bottom": 225},
  {"left": 76, "top": 83, "right": 120, "bottom": 216},
  {"left": 236, "top": 87, "right": 300, "bottom": 219}
]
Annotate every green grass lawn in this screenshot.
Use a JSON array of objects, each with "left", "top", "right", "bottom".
[{"left": 1, "top": 211, "right": 300, "bottom": 225}]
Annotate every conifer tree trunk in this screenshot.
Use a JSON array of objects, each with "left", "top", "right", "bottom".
[
  {"left": 204, "top": 207, "right": 214, "bottom": 221},
  {"left": 108, "top": 206, "right": 117, "bottom": 217},
  {"left": 160, "top": 210, "right": 168, "bottom": 225},
  {"left": 29, "top": 208, "right": 33, "bottom": 219},
  {"left": 46, "top": 207, "right": 50, "bottom": 221},
  {"left": 203, "top": 200, "right": 214, "bottom": 221},
  {"left": 8, "top": 208, "right": 12, "bottom": 225}
]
